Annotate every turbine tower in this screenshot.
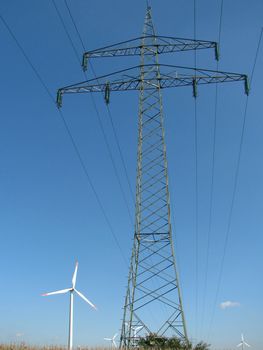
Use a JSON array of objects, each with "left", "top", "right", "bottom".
[{"left": 56, "top": 5, "right": 248, "bottom": 349}]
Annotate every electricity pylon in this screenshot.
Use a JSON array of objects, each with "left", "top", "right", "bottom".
[{"left": 57, "top": 5, "right": 249, "bottom": 349}]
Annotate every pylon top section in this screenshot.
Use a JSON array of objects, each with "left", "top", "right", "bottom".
[
  {"left": 56, "top": 4, "right": 249, "bottom": 108},
  {"left": 143, "top": 6, "right": 155, "bottom": 37}
]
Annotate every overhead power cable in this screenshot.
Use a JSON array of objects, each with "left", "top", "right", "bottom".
[
  {"left": 200, "top": 0, "right": 224, "bottom": 337},
  {"left": 64, "top": 0, "right": 135, "bottom": 202},
  {"left": 63, "top": 0, "right": 86, "bottom": 51},
  {"left": 51, "top": 0, "right": 80, "bottom": 65},
  {"left": 0, "top": 11, "right": 129, "bottom": 267},
  {"left": 52, "top": 0, "right": 134, "bottom": 227},
  {"left": 193, "top": 0, "right": 199, "bottom": 341},
  {"left": 207, "top": 27, "right": 263, "bottom": 340}
]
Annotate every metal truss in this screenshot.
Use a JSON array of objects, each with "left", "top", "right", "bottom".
[
  {"left": 57, "top": 5, "right": 249, "bottom": 349},
  {"left": 57, "top": 64, "right": 248, "bottom": 106},
  {"left": 81, "top": 35, "right": 219, "bottom": 69}
]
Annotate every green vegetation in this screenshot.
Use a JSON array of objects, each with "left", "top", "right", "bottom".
[
  {"left": 0, "top": 338, "right": 210, "bottom": 350},
  {"left": 138, "top": 334, "right": 210, "bottom": 350}
]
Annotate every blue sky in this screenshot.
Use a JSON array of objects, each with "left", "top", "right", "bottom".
[{"left": 0, "top": 0, "right": 263, "bottom": 349}]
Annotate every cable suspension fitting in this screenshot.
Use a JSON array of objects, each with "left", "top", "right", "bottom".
[{"left": 104, "top": 81, "right": 111, "bottom": 105}]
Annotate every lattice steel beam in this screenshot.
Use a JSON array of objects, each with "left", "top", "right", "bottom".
[
  {"left": 57, "top": 65, "right": 248, "bottom": 107},
  {"left": 82, "top": 35, "right": 219, "bottom": 70}
]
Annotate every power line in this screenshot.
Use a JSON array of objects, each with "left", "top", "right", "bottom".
[
  {"left": 52, "top": 0, "right": 134, "bottom": 226},
  {"left": 64, "top": 0, "right": 86, "bottom": 52},
  {"left": 105, "top": 103, "right": 135, "bottom": 201},
  {"left": 64, "top": 0, "right": 135, "bottom": 202},
  {"left": 0, "top": 14, "right": 53, "bottom": 102},
  {"left": 200, "top": 0, "right": 224, "bottom": 337},
  {"left": 193, "top": 0, "right": 199, "bottom": 341},
  {"left": 207, "top": 26, "right": 263, "bottom": 340},
  {"left": 88, "top": 90, "right": 134, "bottom": 225},
  {"left": 51, "top": 0, "right": 81, "bottom": 66},
  {"left": 0, "top": 10, "right": 129, "bottom": 267}
]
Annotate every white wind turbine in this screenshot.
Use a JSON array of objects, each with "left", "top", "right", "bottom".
[
  {"left": 42, "top": 261, "right": 97, "bottom": 350},
  {"left": 104, "top": 333, "right": 118, "bottom": 348},
  {"left": 124, "top": 322, "right": 143, "bottom": 337},
  {"left": 237, "top": 334, "right": 251, "bottom": 350},
  {"left": 131, "top": 326, "right": 143, "bottom": 338}
]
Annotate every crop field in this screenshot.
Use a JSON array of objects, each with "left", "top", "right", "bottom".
[{"left": 0, "top": 345, "right": 108, "bottom": 350}]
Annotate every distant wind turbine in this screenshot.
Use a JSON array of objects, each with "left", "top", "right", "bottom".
[
  {"left": 42, "top": 261, "right": 97, "bottom": 350},
  {"left": 131, "top": 326, "right": 143, "bottom": 338},
  {"left": 237, "top": 334, "right": 251, "bottom": 350},
  {"left": 104, "top": 333, "right": 118, "bottom": 348}
]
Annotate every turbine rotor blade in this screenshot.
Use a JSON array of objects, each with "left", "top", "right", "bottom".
[
  {"left": 113, "top": 333, "right": 118, "bottom": 340},
  {"left": 104, "top": 338, "right": 111, "bottom": 341},
  {"left": 244, "top": 342, "right": 250, "bottom": 347},
  {"left": 113, "top": 340, "right": 117, "bottom": 348},
  {"left": 42, "top": 288, "right": 71, "bottom": 296},
  {"left": 72, "top": 261, "right": 79, "bottom": 288},
  {"left": 237, "top": 344, "right": 242, "bottom": 348},
  {"left": 75, "top": 289, "right": 97, "bottom": 310}
]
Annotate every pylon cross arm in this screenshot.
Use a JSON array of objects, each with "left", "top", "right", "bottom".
[
  {"left": 81, "top": 35, "right": 219, "bottom": 70},
  {"left": 57, "top": 64, "right": 249, "bottom": 107}
]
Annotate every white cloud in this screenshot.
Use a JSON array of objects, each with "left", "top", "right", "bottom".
[{"left": 220, "top": 301, "right": 240, "bottom": 310}]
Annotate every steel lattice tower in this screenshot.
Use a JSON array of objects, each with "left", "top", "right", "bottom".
[
  {"left": 57, "top": 5, "right": 249, "bottom": 349},
  {"left": 119, "top": 7, "right": 188, "bottom": 346}
]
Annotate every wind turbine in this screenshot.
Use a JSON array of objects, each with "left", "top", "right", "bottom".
[
  {"left": 104, "top": 333, "right": 118, "bottom": 348},
  {"left": 42, "top": 261, "right": 97, "bottom": 350},
  {"left": 131, "top": 326, "right": 143, "bottom": 338},
  {"left": 237, "top": 334, "right": 251, "bottom": 350},
  {"left": 124, "top": 322, "right": 143, "bottom": 337}
]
